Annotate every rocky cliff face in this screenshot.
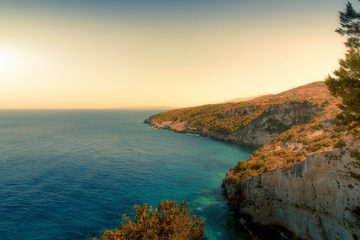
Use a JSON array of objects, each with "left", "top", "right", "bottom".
[
  {"left": 223, "top": 140, "right": 360, "bottom": 240},
  {"left": 231, "top": 102, "right": 322, "bottom": 145}
]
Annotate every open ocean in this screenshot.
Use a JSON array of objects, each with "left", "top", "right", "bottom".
[{"left": 0, "top": 110, "right": 256, "bottom": 240}]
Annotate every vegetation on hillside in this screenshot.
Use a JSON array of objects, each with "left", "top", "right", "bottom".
[
  {"left": 225, "top": 101, "right": 353, "bottom": 183},
  {"left": 148, "top": 82, "right": 332, "bottom": 134},
  {"left": 94, "top": 201, "right": 205, "bottom": 240},
  {"left": 326, "top": 1, "right": 360, "bottom": 126},
  {"left": 150, "top": 102, "right": 265, "bottom": 134}
]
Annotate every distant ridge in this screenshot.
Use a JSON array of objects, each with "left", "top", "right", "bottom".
[
  {"left": 224, "top": 81, "right": 327, "bottom": 104},
  {"left": 145, "top": 81, "right": 333, "bottom": 145},
  {"left": 225, "top": 95, "right": 261, "bottom": 103}
]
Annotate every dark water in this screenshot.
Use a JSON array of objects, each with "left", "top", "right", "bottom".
[{"left": 0, "top": 110, "right": 255, "bottom": 240}]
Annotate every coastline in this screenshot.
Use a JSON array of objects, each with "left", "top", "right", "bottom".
[
  {"left": 144, "top": 119, "right": 297, "bottom": 239},
  {"left": 145, "top": 116, "right": 360, "bottom": 240},
  {"left": 144, "top": 82, "right": 360, "bottom": 239}
]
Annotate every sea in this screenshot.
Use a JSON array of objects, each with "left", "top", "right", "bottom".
[{"left": 0, "top": 110, "right": 256, "bottom": 240}]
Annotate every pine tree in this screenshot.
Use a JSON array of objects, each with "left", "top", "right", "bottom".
[{"left": 326, "top": 1, "right": 360, "bottom": 125}]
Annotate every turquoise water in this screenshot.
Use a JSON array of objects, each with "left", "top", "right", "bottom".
[{"left": 0, "top": 110, "right": 255, "bottom": 240}]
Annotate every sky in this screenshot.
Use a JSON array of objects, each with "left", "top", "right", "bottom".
[{"left": 0, "top": 0, "right": 349, "bottom": 109}]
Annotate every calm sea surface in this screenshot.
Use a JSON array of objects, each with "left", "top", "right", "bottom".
[{"left": 0, "top": 110, "right": 255, "bottom": 240}]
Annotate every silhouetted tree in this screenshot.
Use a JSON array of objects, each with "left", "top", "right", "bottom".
[
  {"left": 326, "top": 1, "right": 360, "bottom": 125},
  {"left": 94, "top": 201, "right": 205, "bottom": 240}
]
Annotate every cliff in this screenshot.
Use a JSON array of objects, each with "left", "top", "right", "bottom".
[
  {"left": 225, "top": 141, "right": 360, "bottom": 239},
  {"left": 224, "top": 139, "right": 360, "bottom": 240},
  {"left": 222, "top": 91, "right": 360, "bottom": 239},
  {"left": 146, "top": 81, "right": 360, "bottom": 239}
]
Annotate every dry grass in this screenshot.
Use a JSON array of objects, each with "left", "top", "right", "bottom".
[
  {"left": 225, "top": 98, "right": 358, "bottom": 184},
  {"left": 149, "top": 82, "right": 333, "bottom": 134}
]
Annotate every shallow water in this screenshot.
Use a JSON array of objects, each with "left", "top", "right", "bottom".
[{"left": 0, "top": 110, "right": 255, "bottom": 240}]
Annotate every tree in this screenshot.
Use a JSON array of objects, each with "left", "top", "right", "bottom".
[
  {"left": 325, "top": 1, "right": 360, "bottom": 125},
  {"left": 94, "top": 201, "right": 206, "bottom": 240}
]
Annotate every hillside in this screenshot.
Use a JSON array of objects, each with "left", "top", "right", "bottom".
[
  {"left": 146, "top": 82, "right": 334, "bottom": 145},
  {"left": 146, "top": 81, "right": 360, "bottom": 239},
  {"left": 223, "top": 107, "right": 359, "bottom": 239}
]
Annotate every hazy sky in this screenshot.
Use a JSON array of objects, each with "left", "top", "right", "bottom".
[{"left": 0, "top": 0, "right": 348, "bottom": 109}]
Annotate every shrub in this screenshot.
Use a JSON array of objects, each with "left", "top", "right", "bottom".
[
  {"left": 334, "top": 140, "right": 346, "bottom": 149},
  {"left": 265, "top": 118, "right": 289, "bottom": 134},
  {"left": 94, "top": 201, "right": 205, "bottom": 240},
  {"left": 352, "top": 206, "right": 360, "bottom": 219},
  {"left": 351, "top": 150, "right": 360, "bottom": 160},
  {"left": 350, "top": 172, "right": 360, "bottom": 181}
]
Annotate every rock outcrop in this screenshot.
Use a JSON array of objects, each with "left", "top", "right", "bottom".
[
  {"left": 231, "top": 102, "right": 322, "bottom": 145},
  {"left": 224, "top": 140, "right": 360, "bottom": 240}
]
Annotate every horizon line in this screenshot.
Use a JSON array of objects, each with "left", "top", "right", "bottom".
[{"left": 0, "top": 107, "right": 174, "bottom": 111}]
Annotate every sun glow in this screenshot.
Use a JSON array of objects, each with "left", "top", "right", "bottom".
[
  {"left": 0, "top": 2, "right": 345, "bottom": 109},
  {"left": 0, "top": 48, "right": 21, "bottom": 75}
]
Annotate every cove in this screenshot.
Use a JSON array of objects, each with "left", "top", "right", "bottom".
[{"left": 0, "top": 110, "right": 256, "bottom": 240}]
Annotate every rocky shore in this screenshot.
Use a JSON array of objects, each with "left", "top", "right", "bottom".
[{"left": 145, "top": 82, "right": 360, "bottom": 239}]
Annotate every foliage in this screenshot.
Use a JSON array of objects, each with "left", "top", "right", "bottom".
[
  {"left": 352, "top": 206, "right": 360, "bottom": 219},
  {"left": 150, "top": 103, "right": 264, "bottom": 134},
  {"left": 336, "top": 1, "right": 360, "bottom": 48},
  {"left": 94, "top": 201, "right": 205, "bottom": 240},
  {"left": 326, "top": 1, "right": 360, "bottom": 125},
  {"left": 334, "top": 140, "right": 347, "bottom": 149},
  {"left": 350, "top": 149, "right": 360, "bottom": 160},
  {"left": 265, "top": 118, "right": 290, "bottom": 134},
  {"left": 225, "top": 101, "right": 349, "bottom": 184}
]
